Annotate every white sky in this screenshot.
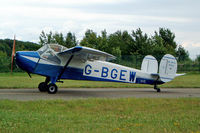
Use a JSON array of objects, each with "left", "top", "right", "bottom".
[{"left": 0, "top": 0, "right": 200, "bottom": 59}]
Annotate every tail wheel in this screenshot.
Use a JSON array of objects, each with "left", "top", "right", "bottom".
[
  {"left": 47, "top": 83, "right": 58, "bottom": 94},
  {"left": 154, "top": 84, "right": 161, "bottom": 93},
  {"left": 38, "top": 82, "right": 47, "bottom": 92}
]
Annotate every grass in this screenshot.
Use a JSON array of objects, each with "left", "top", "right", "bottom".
[
  {"left": 0, "top": 72, "right": 200, "bottom": 88},
  {"left": 0, "top": 98, "right": 199, "bottom": 133}
]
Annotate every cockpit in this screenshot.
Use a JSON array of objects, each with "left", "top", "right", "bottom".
[{"left": 37, "top": 44, "right": 68, "bottom": 64}]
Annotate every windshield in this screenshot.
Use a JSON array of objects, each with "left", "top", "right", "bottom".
[
  {"left": 38, "top": 44, "right": 67, "bottom": 55},
  {"left": 41, "top": 49, "right": 61, "bottom": 64},
  {"left": 37, "top": 45, "right": 48, "bottom": 55},
  {"left": 37, "top": 44, "right": 68, "bottom": 64},
  {"left": 49, "top": 44, "right": 67, "bottom": 53}
]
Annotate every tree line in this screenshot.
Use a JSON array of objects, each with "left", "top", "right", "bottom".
[
  {"left": 39, "top": 28, "right": 190, "bottom": 62},
  {"left": 0, "top": 28, "right": 199, "bottom": 72}
]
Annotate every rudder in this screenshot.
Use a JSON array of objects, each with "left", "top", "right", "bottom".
[
  {"left": 141, "top": 55, "right": 158, "bottom": 74},
  {"left": 159, "top": 54, "right": 177, "bottom": 83}
]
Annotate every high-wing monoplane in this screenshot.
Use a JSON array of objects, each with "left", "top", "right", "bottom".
[{"left": 14, "top": 43, "right": 184, "bottom": 94}]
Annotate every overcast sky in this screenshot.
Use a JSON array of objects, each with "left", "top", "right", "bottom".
[{"left": 0, "top": 0, "right": 199, "bottom": 59}]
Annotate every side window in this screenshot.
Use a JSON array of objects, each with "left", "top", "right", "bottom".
[{"left": 42, "top": 50, "right": 61, "bottom": 64}]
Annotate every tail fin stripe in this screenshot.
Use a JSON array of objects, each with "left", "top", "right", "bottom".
[
  {"left": 144, "top": 57, "right": 157, "bottom": 60},
  {"left": 163, "top": 56, "right": 176, "bottom": 60}
]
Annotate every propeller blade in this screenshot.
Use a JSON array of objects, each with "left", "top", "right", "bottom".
[{"left": 11, "top": 35, "right": 16, "bottom": 73}]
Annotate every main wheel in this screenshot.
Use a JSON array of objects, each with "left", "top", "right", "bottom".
[
  {"left": 38, "top": 82, "right": 47, "bottom": 92},
  {"left": 157, "top": 88, "right": 161, "bottom": 92},
  {"left": 47, "top": 83, "right": 58, "bottom": 94}
]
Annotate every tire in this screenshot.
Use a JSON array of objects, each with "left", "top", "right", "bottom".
[
  {"left": 157, "top": 88, "right": 161, "bottom": 92},
  {"left": 47, "top": 83, "right": 58, "bottom": 94},
  {"left": 38, "top": 82, "right": 47, "bottom": 92}
]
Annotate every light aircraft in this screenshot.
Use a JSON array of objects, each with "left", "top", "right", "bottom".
[{"left": 12, "top": 41, "right": 184, "bottom": 94}]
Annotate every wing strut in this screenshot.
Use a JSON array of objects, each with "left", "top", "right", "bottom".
[{"left": 58, "top": 54, "right": 74, "bottom": 80}]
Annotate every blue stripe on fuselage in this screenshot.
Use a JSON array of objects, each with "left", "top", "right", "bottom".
[{"left": 136, "top": 77, "right": 164, "bottom": 85}]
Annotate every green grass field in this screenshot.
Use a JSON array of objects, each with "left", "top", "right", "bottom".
[
  {"left": 0, "top": 73, "right": 199, "bottom": 132},
  {"left": 0, "top": 98, "right": 199, "bottom": 133},
  {"left": 0, "top": 72, "right": 199, "bottom": 88}
]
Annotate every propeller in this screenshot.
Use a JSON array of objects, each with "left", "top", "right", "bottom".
[{"left": 11, "top": 35, "right": 16, "bottom": 73}]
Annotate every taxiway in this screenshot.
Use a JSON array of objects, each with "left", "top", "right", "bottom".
[{"left": 0, "top": 88, "right": 199, "bottom": 101}]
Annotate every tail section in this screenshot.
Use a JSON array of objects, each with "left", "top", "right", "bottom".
[
  {"left": 141, "top": 54, "right": 184, "bottom": 83},
  {"left": 159, "top": 54, "right": 177, "bottom": 83},
  {"left": 141, "top": 55, "right": 158, "bottom": 74},
  {"left": 141, "top": 54, "right": 183, "bottom": 92}
]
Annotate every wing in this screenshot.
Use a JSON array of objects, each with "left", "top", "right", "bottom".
[{"left": 57, "top": 46, "right": 116, "bottom": 61}]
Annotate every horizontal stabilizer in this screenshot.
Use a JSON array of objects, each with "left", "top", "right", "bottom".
[{"left": 175, "top": 73, "right": 186, "bottom": 77}]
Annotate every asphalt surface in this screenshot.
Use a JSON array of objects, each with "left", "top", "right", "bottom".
[{"left": 0, "top": 88, "right": 199, "bottom": 101}]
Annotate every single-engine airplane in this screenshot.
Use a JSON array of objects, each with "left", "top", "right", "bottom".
[{"left": 13, "top": 42, "right": 184, "bottom": 94}]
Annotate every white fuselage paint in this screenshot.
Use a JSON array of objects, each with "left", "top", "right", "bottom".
[{"left": 82, "top": 60, "right": 158, "bottom": 83}]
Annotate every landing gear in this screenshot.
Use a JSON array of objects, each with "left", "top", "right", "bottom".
[
  {"left": 38, "top": 82, "right": 58, "bottom": 94},
  {"left": 38, "top": 82, "right": 48, "bottom": 92},
  {"left": 47, "top": 83, "right": 58, "bottom": 94},
  {"left": 38, "top": 77, "right": 58, "bottom": 94},
  {"left": 154, "top": 84, "right": 161, "bottom": 92}
]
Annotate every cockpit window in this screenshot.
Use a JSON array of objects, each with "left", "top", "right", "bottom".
[
  {"left": 42, "top": 50, "right": 61, "bottom": 64},
  {"left": 38, "top": 44, "right": 68, "bottom": 55},
  {"left": 49, "top": 44, "right": 62, "bottom": 52},
  {"left": 37, "top": 44, "right": 68, "bottom": 64},
  {"left": 37, "top": 45, "right": 48, "bottom": 55}
]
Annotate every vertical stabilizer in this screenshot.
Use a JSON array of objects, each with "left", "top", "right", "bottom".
[
  {"left": 159, "top": 54, "right": 177, "bottom": 83},
  {"left": 141, "top": 55, "right": 158, "bottom": 74}
]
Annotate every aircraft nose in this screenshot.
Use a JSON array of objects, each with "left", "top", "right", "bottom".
[{"left": 16, "top": 51, "right": 39, "bottom": 73}]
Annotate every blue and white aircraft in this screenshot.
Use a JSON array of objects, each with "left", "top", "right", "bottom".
[{"left": 15, "top": 44, "right": 183, "bottom": 94}]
